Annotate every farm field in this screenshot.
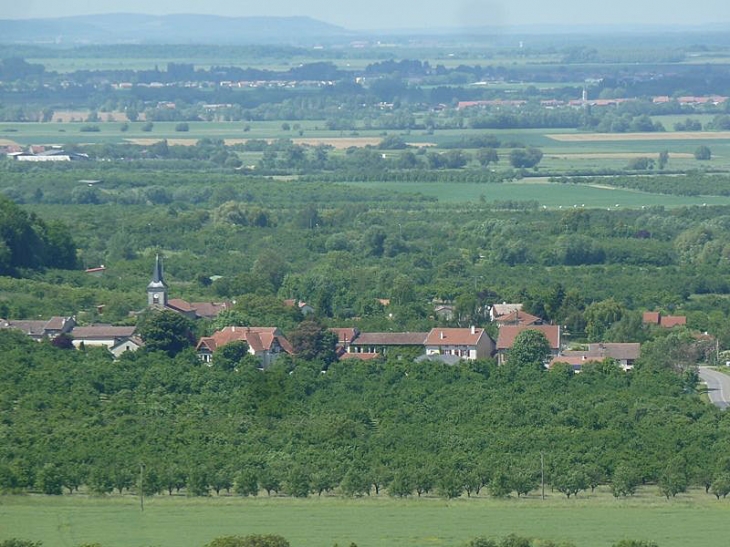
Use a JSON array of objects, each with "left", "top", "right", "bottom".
[
  {"left": 344, "top": 180, "right": 730, "bottom": 208},
  {"left": 1, "top": 492, "right": 728, "bottom": 547}
]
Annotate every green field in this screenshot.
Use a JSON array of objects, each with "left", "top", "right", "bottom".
[
  {"left": 344, "top": 180, "right": 730, "bottom": 208},
  {"left": 1, "top": 491, "right": 729, "bottom": 547}
]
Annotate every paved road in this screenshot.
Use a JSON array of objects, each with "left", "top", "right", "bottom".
[{"left": 699, "top": 367, "right": 730, "bottom": 410}]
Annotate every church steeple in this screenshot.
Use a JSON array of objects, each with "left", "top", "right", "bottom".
[{"left": 147, "top": 254, "right": 168, "bottom": 308}]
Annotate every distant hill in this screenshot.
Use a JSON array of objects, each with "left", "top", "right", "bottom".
[{"left": 0, "top": 13, "right": 355, "bottom": 45}]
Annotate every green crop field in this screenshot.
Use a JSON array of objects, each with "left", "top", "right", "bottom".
[
  {"left": 344, "top": 180, "right": 730, "bottom": 208},
  {"left": 1, "top": 491, "right": 729, "bottom": 547}
]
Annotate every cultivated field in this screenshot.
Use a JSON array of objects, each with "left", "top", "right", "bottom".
[
  {"left": 345, "top": 181, "right": 730, "bottom": 208},
  {"left": 548, "top": 132, "right": 730, "bottom": 142},
  {"left": 4, "top": 120, "right": 730, "bottom": 171},
  {"left": 1, "top": 491, "right": 728, "bottom": 547}
]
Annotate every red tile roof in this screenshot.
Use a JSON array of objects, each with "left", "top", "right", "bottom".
[
  {"left": 642, "top": 311, "right": 686, "bottom": 328},
  {"left": 495, "top": 310, "right": 542, "bottom": 326},
  {"left": 425, "top": 328, "right": 485, "bottom": 347},
  {"left": 167, "top": 299, "right": 195, "bottom": 313},
  {"left": 642, "top": 311, "right": 660, "bottom": 325},
  {"left": 496, "top": 325, "right": 561, "bottom": 350},
  {"left": 329, "top": 327, "right": 359, "bottom": 345},
  {"left": 167, "top": 299, "right": 231, "bottom": 318},
  {"left": 661, "top": 315, "right": 686, "bottom": 328},
  {"left": 197, "top": 326, "right": 293, "bottom": 355}
]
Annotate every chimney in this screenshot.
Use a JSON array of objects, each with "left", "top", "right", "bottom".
[
  {"left": 232, "top": 326, "right": 236, "bottom": 332},
  {"left": 471, "top": 325, "right": 476, "bottom": 335},
  {"left": 440, "top": 331, "right": 444, "bottom": 340}
]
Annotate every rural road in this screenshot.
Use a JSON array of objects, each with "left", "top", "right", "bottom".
[{"left": 699, "top": 367, "right": 730, "bottom": 410}]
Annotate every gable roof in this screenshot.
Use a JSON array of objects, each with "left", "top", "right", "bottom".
[
  {"left": 491, "top": 303, "right": 523, "bottom": 318},
  {"left": 353, "top": 332, "right": 428, "bottom": 346},
  {"left": 642, "top": 311, "right": 687, "bottom": 328},
  {"left": 0, "top": 317, "right": 73, "bottom": 336},
  {"left": 167, "top": 299, "right": 231, "bottom": 319},
  {"left": 495, "top": 310, "right": 542, "bottom": 326},
  {"left": 425, "top": 327, "right": 486, "bottom": 347},
  {"left": 329, "top": 327, "right": 359, "bottom": 345},
  {"left": 661, "top": 315, "right": 687, "bottom": 328},
  {"left": 71, "top": 325, "right": 137, "bottom": 340},
  {"left": 196, "top": 326, "right": 293, "bottom": 355},
  {"left": 496, "top": 325, "right": 561, "bottom": 350},
  {"left": 642, "top": 311, "right": 661, "bottom": 325}
]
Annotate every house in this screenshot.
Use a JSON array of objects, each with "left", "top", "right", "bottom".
[
  {"left": 424, "top": 326, "right": 495, "bottom": 361},
  {"left": 70, "top": 325, "right": 138, "bottom": 351},
  {"left": 494, "top": 309, "right": 542, "bottom": 327},
  {"left": 110, "top": 336, "right": 145, "bottom": 358},
  {"left": 283, "top": 299, "right": 315, "bottom": 316},
  {"left": 433, "top": 302, "right": 456, "bottom": 321},
  {"left": 348, "top": 332, "right": 428, "bottom": 356},
  {"left": 0, "top": 316, "right": 75, "bottom": 341},
  {"left": 642, "top": 311, "right": 687, "bottom": 328},
  {"left": 329, "top": 327, "right": 360, "bottom": 356},
  {"left": 552, "top": 342, "right": 640, "bottom": 372},
  {"left": 490, "top": 303, "right": 523, "bottom": 322},
  {"left": 196, "top": 326, "right": 294, "bottom": 367},
  {"left": 495, "top": 325, "right": 561, "bottom": 365}
]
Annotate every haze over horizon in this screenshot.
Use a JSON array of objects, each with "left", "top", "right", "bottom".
[{"left": 4, "top": 0, "right": 730, "bottom": 31}]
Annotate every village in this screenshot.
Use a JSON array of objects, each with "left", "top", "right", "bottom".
[{"left": 2, "top": 256, "right": 695, "bottom": 372}]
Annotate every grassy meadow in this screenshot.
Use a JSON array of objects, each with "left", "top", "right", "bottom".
[
  {"left": 1, "top": 490, "right": 729, "bottom": 547},
  {"left": 345, "top": 180, "right": 730, "bottom": 208}
]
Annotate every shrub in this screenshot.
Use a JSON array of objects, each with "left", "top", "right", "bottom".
[
  {"left": 694, "top": 145, "right": 712, "bottom": 160},
  {"left": 205, "top": 535, "right": 290, "bottom": 547}
]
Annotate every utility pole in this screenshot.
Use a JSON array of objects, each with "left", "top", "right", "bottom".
[
  {"left": 139, "top": 463, "right": 145, "bottom": 512},
  {"left": 540, "top": 452, "right": 545, "bottom": 500}
]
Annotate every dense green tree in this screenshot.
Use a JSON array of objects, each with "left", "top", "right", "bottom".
[
  {"left": 234, "top": 469, "right": 259, "bottom": 496},
  {"left": 584, "top": 298, "right": 625, "bottom": 341},
  {"left": 137, "top": 310, "right": 196, "bottom": 357},
  {"left": 214, "top": 341, "right": 250, "bottom": 371},
  {"left": 611, "top": 463, "right": 640, "bottom": 497},
  {"left": 508, "top": 330, "right": 552, "bottom": 369},
  {"left": 288, "top": 317, "right": 337, "bottom": 365},
  {"left": 694, "top": 145, "right": 712, "bottom": 160},
  {"left": 553, "top": 468, "right": 588, "bottom": 498},
  {"left": 710, "top": 473, "right": 730, "bottom": 499},
  {"left": 508, "top": 147, "right": 543, "bottom": 168}
]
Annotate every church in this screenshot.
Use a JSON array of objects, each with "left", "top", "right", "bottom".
[{"left": 147, "top": 255, "right": 232, "bottom": 319}]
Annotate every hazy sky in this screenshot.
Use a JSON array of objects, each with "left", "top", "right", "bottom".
[{"left": 5, "top": 0, "right": 730, "bottom": 30}]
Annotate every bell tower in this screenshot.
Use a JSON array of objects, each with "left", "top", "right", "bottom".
[{"left": 147, "top": 254, "right": 168, "bottom": 308}]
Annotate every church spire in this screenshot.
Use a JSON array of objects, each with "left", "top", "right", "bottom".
[
  {"left": 152, "top": 253, "right": 164, "bottom": 284},
  {"left": 147, "top": 254, "right": 168, "bottom": 307}
]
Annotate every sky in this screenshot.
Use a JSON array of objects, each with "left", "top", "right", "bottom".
[{"left": 4, "top": 0, "right": 730, "bottom": 30}]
